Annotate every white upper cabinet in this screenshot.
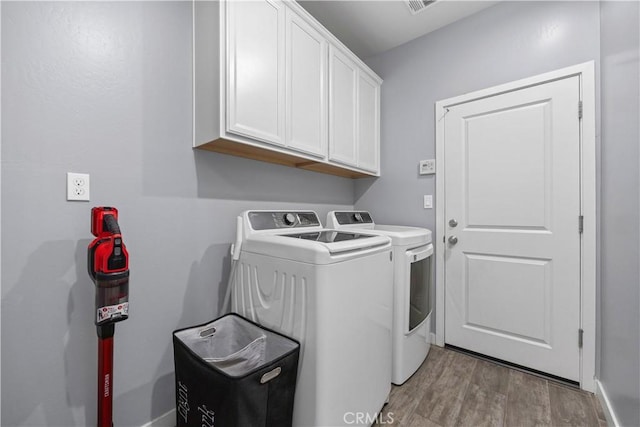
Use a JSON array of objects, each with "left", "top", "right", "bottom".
[
  {"left": 357, "top": 72, "right": 380, "bottom": 172},
  {"left": 329, "top": 46, "right": 358, "bottom": 166},
  {"left": 227, "top": 0, "right": 286, "bottom": 145},
  {"left": 285, "top": 9, "right": 328, "bottom": 158},
  {"left": 329, "top": 45, "right": 381, "bottom": 172},
  {"left": 193, "top": 0, "right": 382, "bottom": 178}
]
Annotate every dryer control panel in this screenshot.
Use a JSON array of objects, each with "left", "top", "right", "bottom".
[
  {"left": 333, "top": 211, "right": 374, "bottom": 225},
  {"left": 248, "top": 211, "right": 321, "bottom": 230}
]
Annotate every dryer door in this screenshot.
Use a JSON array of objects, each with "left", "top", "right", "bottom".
[{"left": 406, "top": 244, "right": 433, "bottom": 332}]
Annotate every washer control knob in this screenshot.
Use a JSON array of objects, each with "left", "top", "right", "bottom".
[
  {"left": 284, "top": 213, "right": 296, "bottom": 226},
  {"left": 354, "top": 213, "right": 363, "bottom": 222}
]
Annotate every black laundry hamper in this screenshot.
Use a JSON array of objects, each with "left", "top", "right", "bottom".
[{"left": 173, "top": 313, "right": 300, "bottom": 427}]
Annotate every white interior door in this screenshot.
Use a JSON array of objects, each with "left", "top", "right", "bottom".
[{"left": 444, "top": 76, "right": 581, "bottom": 381}]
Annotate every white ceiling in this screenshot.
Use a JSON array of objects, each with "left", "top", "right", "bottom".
[{"left": 299, "top": 0, "right": 499, "bottom": 59}]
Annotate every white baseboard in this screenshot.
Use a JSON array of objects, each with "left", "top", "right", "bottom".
[
  {"left": 430, "top": 332, "right": 439, "bottom": 346},
  {"left": 595, "top": 380, "right": 620, "bottom": 427},
  {"left": 140, "top": 409, "right": 175, "bottom": 427}
]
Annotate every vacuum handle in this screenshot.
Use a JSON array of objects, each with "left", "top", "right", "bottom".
[{"left": 103, "top": 214, "right": 121, "bottom": 235}]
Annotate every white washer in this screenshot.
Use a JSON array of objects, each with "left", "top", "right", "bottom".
[
  {"left": 327, "top": 211, "right": 433, "bottom": 385},
  {"left": 231, "top": 210, "right": 393, "bottom": 426}
]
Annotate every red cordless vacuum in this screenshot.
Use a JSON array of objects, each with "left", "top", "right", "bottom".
[{"left": 88, "top": 207, "right": 130, "bottom": 427}]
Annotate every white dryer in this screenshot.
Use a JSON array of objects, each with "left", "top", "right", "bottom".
[
  {"left": 231, "top": 210, "right": 393, "bottom": 426},
  {"left": 327, "top": 211, "right": 433, "bottom": 385}
]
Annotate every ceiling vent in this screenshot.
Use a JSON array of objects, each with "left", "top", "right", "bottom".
[{"left": 404, "top": 0, "right": 437, "bottom": 15}]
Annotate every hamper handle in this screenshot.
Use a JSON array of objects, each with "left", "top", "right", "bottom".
[
  {"left": 199, "top": 327, "right": 216, "bottom": 338},
  {"left": 260, "top": 367, "right": 281, "bottom": 384}
]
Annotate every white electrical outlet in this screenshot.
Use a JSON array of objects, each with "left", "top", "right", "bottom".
[
  {"left": 419, "top": 159, "right": 436, "bottom": 175},
  {"left": 67, "top": 172, "right": 90, "bottom": 201},
  {"left": 423, "top": 195, "right": 433, "bottom": 209}
]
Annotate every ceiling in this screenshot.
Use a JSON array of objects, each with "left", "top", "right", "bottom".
[{"left": 299, "top": 0, "right": 499, "bottom": 59}]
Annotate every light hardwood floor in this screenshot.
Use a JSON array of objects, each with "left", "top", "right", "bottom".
[{"left": 375, "top": 346, "right": 607, "bottom": 427}]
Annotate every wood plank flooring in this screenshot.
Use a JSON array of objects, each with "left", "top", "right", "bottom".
[{"left": 375, "top": 346, "right": 607, "bottom": 427}]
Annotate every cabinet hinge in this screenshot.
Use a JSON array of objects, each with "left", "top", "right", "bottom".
[
  {"left": 579, "top": 215, "right": 584, "bottom": 234},
  {"left": 578, "top": 101, "right": 583, "bottom": 120},
  {"left": 390, "top": 252, "right": 393, "bottom": 262},
  {"left": 578, "top": 329, "right": 584, "bottom": 348}
]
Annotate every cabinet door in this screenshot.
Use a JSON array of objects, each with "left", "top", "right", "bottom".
[
  {"left": 286, "top": 11, "right": 328, "bottom": 158},
  {"left": 357, "top": 72, "right": 380, "bottom": 173},
  {"left": 329, "top": 46, "right": 358, "bottom": 166},
  {"left": 227, "top": 0, "right": 285, "bottom": 145}
]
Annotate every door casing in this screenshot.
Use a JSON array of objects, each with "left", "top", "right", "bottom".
[{"left": 434, "top": 61, "right": 596, "bottom": 392}]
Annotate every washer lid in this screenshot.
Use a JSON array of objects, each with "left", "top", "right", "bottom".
[
  {"left": 371, "top": 225, "right": 432, "bottom": 246},
  {"left": 282, "top": 230, "right": 375, "bottom": 243},
  {"left": 326, "top": 211, "right": 432, "bottom": 246},
  {"left": 241, "top": 232, "right": 391, "bottom": 265}
]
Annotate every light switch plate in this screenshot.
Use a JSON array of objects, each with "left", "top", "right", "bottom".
[
  {"left": 424, "top": 195, "right": 433, "bottom": 209},
  {"left": 419, "top": 159, "right": 436, "bottom": 175}
]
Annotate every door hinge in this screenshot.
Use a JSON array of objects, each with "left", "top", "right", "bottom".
[
  {"left": 578, "top": 329, "right": 584, "bottom": 348},
  {"left": 579, "top": 215, "right": 584, "bottom": 234},
  {"left": 578, "top": 101, "right": 583, "bottom": 120}
]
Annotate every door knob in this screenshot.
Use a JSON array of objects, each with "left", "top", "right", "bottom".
[
  {"left": 448, "top": 235, "right": 458, "bottom": 245},
  {"left": 449, "top": 218, "right": 458, "bottom": 228}
]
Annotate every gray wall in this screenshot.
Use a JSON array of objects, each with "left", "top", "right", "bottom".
[
  {"left": 357, "top": 0, "right": 601, "bottom": 352},
  {"left": 356, "top": 1, "right": 601, "bottom": 230},
  {"left": 599, "top": 1, "right": 640, "bottom": 426},
  {"left": 0, "top": 2, "right": 354, "bottom": 426}
]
